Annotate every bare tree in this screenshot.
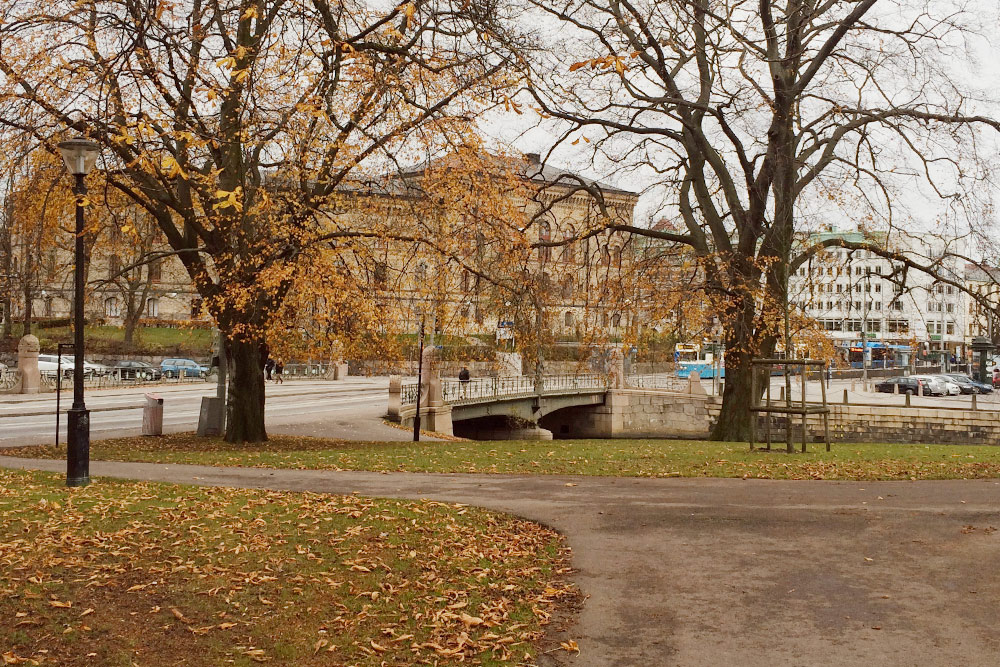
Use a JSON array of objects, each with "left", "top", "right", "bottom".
[{"left": 517, "top": 0, "right": 1000, "bottom": 439}]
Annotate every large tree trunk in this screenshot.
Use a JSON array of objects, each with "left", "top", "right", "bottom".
[
  {"left": 224, "top": 334, "right": 267, "bottom": 443},
  {"left": 711, "top": 306, "right": 756, "bottom": 441}
]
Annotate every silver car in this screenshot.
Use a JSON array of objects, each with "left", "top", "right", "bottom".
[{"left": 911, "top": 375, "right": 948, "bottom": 396}]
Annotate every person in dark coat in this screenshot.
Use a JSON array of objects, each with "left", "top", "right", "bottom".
[{"left": 264, "top": 357, "right": 275, "bottom": 381}]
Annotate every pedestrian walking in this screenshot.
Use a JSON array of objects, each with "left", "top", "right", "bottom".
[
  {"left": 458, "top": 367, "right": 470, "bottom": 395},
  {"left": 264, "top": 357, "right": 275, "bottom": 381},
  {"left": 274, "top": 359, "right": 284, "bottom": 384}
]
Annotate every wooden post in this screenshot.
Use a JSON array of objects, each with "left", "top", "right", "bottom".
[
  {"left": 801, "top": 364, "right": 807, "bottom": 453},
  {"left": 749, "top": 365, "right": 756, "bottom": 452},
  {"left": 820, "top": 364, "right": 830, "bottom": 452},
  {"left": 765, "top": 364, "right": 772, "bottom": 451}
]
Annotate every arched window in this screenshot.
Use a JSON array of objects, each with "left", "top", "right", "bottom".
[
  {"left": 146, "top": 298, "right": 159, "bottom": 318},
  {"left": 104, "top": 296, "right": 120, "bottom": 317},
  {"left": 561, "top": 275, "right": 573, "bottom": 300},
  {"left": 564, "top": 311, "right": 574, "bottom": 328},
  {"left": 602, "top": 313, "right": 609, "bottom": 327},
  {"left": 539, "top": 221, "right": 552, "bottom": 262},
  {"left": 561, "top": 224, "right": 576, "bottom": 263}
]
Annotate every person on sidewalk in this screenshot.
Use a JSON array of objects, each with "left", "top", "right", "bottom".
[
  {"left": 264, "top": 357, "right": 275, "bottom": 381},
  {"left": 458, "top": 367, "right": 471, "bottom": 396},
  {"left": 274, "top": 359, "right": 284, "bottom": 384}
]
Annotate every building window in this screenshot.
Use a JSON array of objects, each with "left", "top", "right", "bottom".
[
  {"left": 108, "top": 255, "right": 120, "bottom": 280},
  {"left": 946, "top": 321, "right": 955, "bottom": 335},
  {"left": 565, "top": 311, "right": 574, "bottom": 328},
  {"left": 104, "top": 296, "right": 120, "bottom": 317},
  {"left": 612, "top": 313, "right": 621, "bottom": 328},
  {"left": 946, "top": 303, "right": 953, "bottom": 313},
  {"left": 538, "top": 221, "right": 551, "bottom": 263},
  {"left": 148, "top": 258, "right": 162, "bottom": 282},
  {"left": 561, "top": 276, "right": 573, "bottom": 300},
  {"left": 414, "top": 261, "right": 427, "bottom": 283},
  {"left": 190, "top": 297, "right": 202, "bottom": 319},
  {"left": 146, "top": 298, "right": 159, "bottom": 318}
]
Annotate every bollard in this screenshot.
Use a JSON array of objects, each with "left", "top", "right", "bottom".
[
  {"left": 142, "top": 393, "right": 164, "bottom": 436},
  {"left": 780, "top": 386, "right": 785, "bottom": 401},
  {"left": 843, "top": 388, "right": 848, "bottom": 404},
  {"left": 972, "top": 393, "right": 977, "bottom": 411},
  {"left": 905, "top": 392, "right": 911, "bottom": 408},
  {"left": 893, "top": 382, "right": 898, "bottom": 394}
]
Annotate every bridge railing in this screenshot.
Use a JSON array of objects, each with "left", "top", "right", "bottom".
[
  {"left": 400, "top": 374, "right": 609, "bottom": 407},
  {"left": 626, "top": 373, "right": 686, "bottom": 390}
]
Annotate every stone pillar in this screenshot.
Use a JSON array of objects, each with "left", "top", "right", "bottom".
[
  {"left": 418, "top": 346, "right": 452, "bottom": 435},
  {"left": 386, "top": 375, "right": 402, "bottom": 421},
  {"left": 687, "top": 369, "right": 706, "bottom": 396},
  {"left": 17, "top": 334, "right": 41, "bottom": 394},
  {"left": 609, "top": 347, "right": 625, "bottom": 389},
  {"left": 420, "top": 345, "right": 443, "bottom": 406}
]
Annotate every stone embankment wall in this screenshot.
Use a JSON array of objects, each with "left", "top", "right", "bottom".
[{"left": 544, "top": 389, "right": 1000, "bottom": 445}]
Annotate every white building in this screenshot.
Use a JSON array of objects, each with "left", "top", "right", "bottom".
[{"left": 789, "top": 229, "right": 966, "bottom": 367}]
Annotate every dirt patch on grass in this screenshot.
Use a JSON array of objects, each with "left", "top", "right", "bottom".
[{"left": 0, "top": 469, "right": 577, "bottom": 666}]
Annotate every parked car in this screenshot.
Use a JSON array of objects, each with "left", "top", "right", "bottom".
[
  {"left": 160, "top": 358, "right": 209, "bottom": 378},
  {"left": 944, "top": 373, "right": 993, "bottom": 394},
  {"left": 112, "top": 360, "right": 162, "bottom": 381},
  {"left": 875, "top": 377, "right": 920, "bottom": 395},
  {"left": 929, "top": 375, "right": 962, "bottom": 396},
  {"left": 910, "top": 375, "right": 948, "bottom": 396},
  {"left": 37, "top": 354, "right": 108, "bottom": 378}
]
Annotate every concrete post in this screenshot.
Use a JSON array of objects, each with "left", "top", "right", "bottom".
[
  {"left": 843, "top": 388, "right": 848, "bottom": 404},
  {"left": 387, "top": 375, "right": 402, "bottom": 420},
  {"left": 971, "top": 393, "right": 977, "bottom": 411},
  {"left": 905, "top": 392, "right": 911, "bottom": 407},
  {"left": 16, "top": 334, "right": 41, "bottom": 394},
  {"left": 142, "top": 393, "right": 164, "bottom": 436}
]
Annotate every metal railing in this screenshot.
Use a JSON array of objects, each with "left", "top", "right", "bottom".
[
  {"left": 401, "top": 382, "right": 420, "bottom": 405},
  {"left": 401, "top": 374, "right": 609, "bottom": 407}
]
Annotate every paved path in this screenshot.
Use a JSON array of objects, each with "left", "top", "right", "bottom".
[{"left": 2, "top": 456, "right": 998, "bottom": 666}]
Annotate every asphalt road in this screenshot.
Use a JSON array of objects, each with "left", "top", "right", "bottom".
[
  {"left": 1, "top": 458, "right": 997, "bottom": 666},
  {"left": 0, "top": 378, "right": 410, "bottom": 447}
]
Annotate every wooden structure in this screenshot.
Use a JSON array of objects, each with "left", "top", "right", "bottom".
[{"left": 749, "top": 358, "right": 831, "bottom": 453}]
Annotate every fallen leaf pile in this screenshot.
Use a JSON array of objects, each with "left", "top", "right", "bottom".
[{"left": 0, "top": 469, "right": 576, "bottom": 665}]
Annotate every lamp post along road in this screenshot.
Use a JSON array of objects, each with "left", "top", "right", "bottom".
[{"left": 58, "top": 138, "right": 100, "bottom": 487}]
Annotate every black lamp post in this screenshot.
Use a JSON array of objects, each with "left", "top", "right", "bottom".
[{"left": 57, "top": 137, "right": 100, "bottom": 487}]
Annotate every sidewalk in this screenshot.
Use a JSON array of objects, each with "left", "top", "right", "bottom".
[{"left": 3, "top": 456, "right": 997, "bottom": 666}]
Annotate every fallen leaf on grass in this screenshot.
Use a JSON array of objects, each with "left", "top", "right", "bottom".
[{"left": 48, "top": 600, "right": 72, "bottom": 608}]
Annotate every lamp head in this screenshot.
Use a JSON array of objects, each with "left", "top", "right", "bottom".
[{"left": 57, "top": 138, "right": 100, "bottom": 176}]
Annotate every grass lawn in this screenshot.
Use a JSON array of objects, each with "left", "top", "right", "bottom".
[
  {"left": 5, "top": 434, "right": 1000, "bottom": 480},
  {"left": 2, "top": 325, "right": 212, "bottom": 357},
  {"left": 0, "top": 469, "right": 574, "bottom": 666}
]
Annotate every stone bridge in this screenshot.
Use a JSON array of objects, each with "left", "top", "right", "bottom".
[{"left": 386, "top": 371, "right": 715, "bottom": 440}]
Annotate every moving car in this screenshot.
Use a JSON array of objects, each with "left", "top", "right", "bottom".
[
  {"left": 160, "top": 358, "right": 209, "bottom": 378},
  {"left": 112, "top": 360, "right": 162, "bottom": 381},
  {"left": 943, "top": 373, "right": 992, "bottom": 394}
]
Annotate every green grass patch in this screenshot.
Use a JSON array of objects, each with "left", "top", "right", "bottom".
[
  {"left": 6, "top": 434, "right": 1000, "bottom": 480},
  {"left": 2, "top": 324, "right": 212, "bottom": 357},
  {"left": 0, "top": 469, "right": 574, "bottom": 666}
]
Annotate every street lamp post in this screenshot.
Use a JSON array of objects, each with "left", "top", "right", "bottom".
[{"left": 57, "top": 137, "right": 100, "bottom": 487}]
